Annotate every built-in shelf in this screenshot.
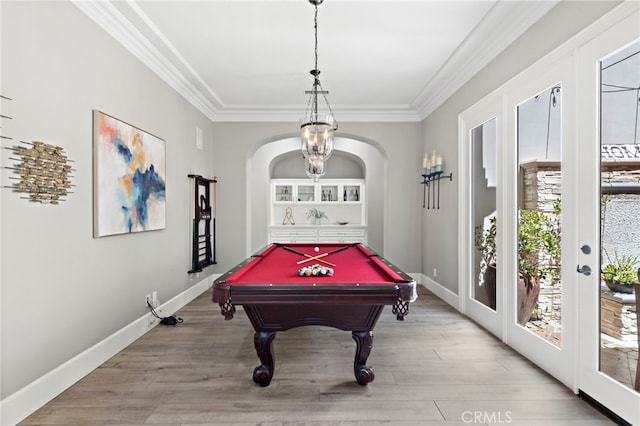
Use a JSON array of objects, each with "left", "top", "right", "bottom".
[{"left": 270, "top": 179, "right": 366, "bottom": 243}]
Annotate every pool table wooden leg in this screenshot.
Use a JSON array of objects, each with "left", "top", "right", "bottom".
[
  {"left": 253, "top": 331, "right": 276, "bottom": 387},
  {"left": 352, "top": 330, "right": 375, "bottom": 386}
]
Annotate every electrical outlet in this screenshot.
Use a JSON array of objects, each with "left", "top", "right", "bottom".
[
  {"left": 145, "top": 294, "right": 151, "bottom": 307},
  {"left": 433, "top": 268, "right": 437, "bottom": 278},
  {"left": 152, "top": 291, "right": 158, "bottom": 306}
]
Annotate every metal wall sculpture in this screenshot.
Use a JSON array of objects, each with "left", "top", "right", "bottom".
[
  {"left": 5, "top": 141, "right": 74, "bottom": 204},
  {"left": 1, "top": 95, "right": 74, "bottom": 204}
]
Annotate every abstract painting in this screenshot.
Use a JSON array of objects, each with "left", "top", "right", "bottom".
[{"left": 93, "top": 110, "right": 166, "bottom": 237}]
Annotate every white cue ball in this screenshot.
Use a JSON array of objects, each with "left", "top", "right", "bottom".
[{"left": 314, "top": 246, "right": 320, "bottom": 252}]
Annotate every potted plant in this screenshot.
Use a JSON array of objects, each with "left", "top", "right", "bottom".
[
  {"left": 516, "top": 201, "right": 561, "bottom": 325},
  {"left": 474, "top": 215, "right": 497, "bottom": 309},
  {"left": 307, "top": 208, "right": 328, "bottom": 225},
  {"left": 474, "top": 202, "right": 561, "bottom": 324},
  {"left": 601, "top": 250, "right": 639, "bottom": 294}
]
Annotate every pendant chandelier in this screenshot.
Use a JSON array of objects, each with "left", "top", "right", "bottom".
[{"left": 301, "top": 0, "right": 337, "bottom": 180}]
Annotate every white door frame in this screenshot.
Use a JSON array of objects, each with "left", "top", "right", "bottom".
[
  {"left": 459, "top": 48, "right": 578, "bottom": 392},
  {"left": 502, "top": 56, "right": 577, "bottom": 390},
  {"left": 458, "top": 96, "right": 505, "bottom": 338},
  {"left": 576, "top": 6, "right": 640, "bottom": 424}
]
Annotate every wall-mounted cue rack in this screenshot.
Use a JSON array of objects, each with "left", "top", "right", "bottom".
[{"left": 188, "top": 174, "right": 217, "bottom": 273}]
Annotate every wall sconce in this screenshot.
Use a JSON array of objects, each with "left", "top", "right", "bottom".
[{"left": 421, "top": 150, "right": 452, "bottom": 209}]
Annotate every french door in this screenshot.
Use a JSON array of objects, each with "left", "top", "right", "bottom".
[
  {"left": 458, "top": 96, "right": 503, "bottom": 337},
  {"left": 460, "top": 57, "right": 577, "bottom": 388},
  {"left": 502, "top": 57, "right": 577, "bottom": 389},
  {"left": 461, "top": 7, "right": 640, "bottom": 421},
  {"left": 577, "top": 6, "right": 640, "bottom": 424}
]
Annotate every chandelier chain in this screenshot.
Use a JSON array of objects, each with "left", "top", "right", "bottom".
[
  {"left": 310, "top": 1, "right": 336, "bottom": 129},
  {"left": 314, "top": 3, "right": 318, "bottom": 73},
  {"left": 313, "top": 3, "right": 319, "bottom": 121}
]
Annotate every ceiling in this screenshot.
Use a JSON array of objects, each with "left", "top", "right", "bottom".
[{"left": 72, "top": 0, "right": 558, "bottom": 123}]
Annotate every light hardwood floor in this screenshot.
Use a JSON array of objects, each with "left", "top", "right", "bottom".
[{"left": 21, "top": 286, "right": 616, "bottom": 425}]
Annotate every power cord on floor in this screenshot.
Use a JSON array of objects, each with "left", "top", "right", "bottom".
[{"left": 147, "top": 300, "right": 183, "bottom": 326}]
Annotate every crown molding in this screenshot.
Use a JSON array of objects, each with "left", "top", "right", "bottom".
[
  {"left": 73, "top": 0, "right": 556, "bottom": 123},
  {"left": 71, "top": 0, "right": 221, "bottom": 120},
  {"left": 210, "top": 104, "right": 422, "bottom": 122},
  {"left": 412, "top": 1, "right": 559, "bottom": 120}
]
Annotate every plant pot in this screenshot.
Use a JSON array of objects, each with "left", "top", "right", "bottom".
[
  {"left": 517, "top": 275, "right": 540, "bottom": 326},
  {"left": 483, "top": 265, "right": 497, "bottom": 310},
  {"left": 604, "top": 280, "right": 636, "bottom": 294}
]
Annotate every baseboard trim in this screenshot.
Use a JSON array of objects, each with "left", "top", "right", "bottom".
[
  {"left": 420, "top": 274, "right": 460, "bottom": 310},
  {"left": 0, "top": 276, "right": 216, "bottom": 426}
]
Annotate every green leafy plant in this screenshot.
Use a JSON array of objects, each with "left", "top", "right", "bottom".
[
  {"left": 474, "top": 215, "right": 498, "bottom": 309},
  {"left": 473, "top": 202, "right": 562, "bottom": 324},
  {"left": 601, "top": 250, "right": 640, "bottom": 285},
  {"left": 516, "top": 200, "right": 562, "bottom": 325},
  {"left": 474, "top": 215, "right": 497, "bottom": 267},
  {"left": 518, "top": 200, "right": 562, "bottom": 286},
  {"left": 306, "top": 208, "right": 328, "bottom": 222}
]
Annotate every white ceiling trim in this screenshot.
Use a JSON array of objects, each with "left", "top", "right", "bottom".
[
  {"left": 412, "top": 0, "right": 559, "bottom": 119},
  {"left": 210, "top": 104, "right": 422, "bottom": 123},
  {"left": 71, "top": 0, "right": 221, "bottom": 120},
  {"left": 73, "top": 0, "right": 558, "bottom": 123}
]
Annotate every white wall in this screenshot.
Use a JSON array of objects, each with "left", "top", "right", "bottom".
[
  {"left": 421, "top": 0, "right": 621, "bottom": 295},
  {"left": 1, "top": 0, "right": 215, "bottom": 406},
  {"left": 212, "top": 122, "right": 423, "bottom": 273}
]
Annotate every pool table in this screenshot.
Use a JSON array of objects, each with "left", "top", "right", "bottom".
[{"left": 212, "top": 242, "right": 417, "bottom": 387}]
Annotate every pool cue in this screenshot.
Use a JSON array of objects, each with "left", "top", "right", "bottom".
[
  {"left": 279, "top": 244, "right": 306, "bottom": 256},
  {"left": 281, "top": 245, "right": 336, "bottom": 267},
  {"left": 296, "top": 252, "right": 329, "bottom": 265},
  {"left": 295, "top": 245, "right": 351, "bottom": 265},
  {"left": 325, "top": 245, "right": 352, "bottom": 255},
  {"left": 299, "top": 256, "right": 336, "bottom": 267}
]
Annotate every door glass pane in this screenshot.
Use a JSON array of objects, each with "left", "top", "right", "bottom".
[
  {"left": 599, "top": 39, "right": 640, "bottom": 391},
  {"left": 472, "top": 119, "right": 497, "bottom": 310},
  {"left": 516, "top": 84, "right": 563, "bottom": 348}
]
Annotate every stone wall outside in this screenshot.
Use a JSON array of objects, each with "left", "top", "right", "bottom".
[{"left": 520, "top": 159, "right": 639, "bottom": 336}]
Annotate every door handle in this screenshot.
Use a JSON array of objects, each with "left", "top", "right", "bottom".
[{"left": 576, "top": 264, "right": 592, "bottom": 276}]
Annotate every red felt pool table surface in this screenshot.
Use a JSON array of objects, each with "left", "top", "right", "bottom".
[{"left": 224, "top": 243, "right": 406, "bottom": 285}]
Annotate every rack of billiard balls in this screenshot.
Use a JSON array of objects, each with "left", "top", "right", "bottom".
[{"left": 297, "top": 263, "right": 334, "bottom": 277}]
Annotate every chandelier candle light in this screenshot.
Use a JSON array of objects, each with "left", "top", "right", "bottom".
[
  {"left": 300, "top": 0, "right": 337, "bottom": 181},
  {"left": 421, "top": 150, "right": 453, "bottom": 209}
]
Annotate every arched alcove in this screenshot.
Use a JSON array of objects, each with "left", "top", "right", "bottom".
[
  {"left": 246, "top": 136, "right": 387, "bottom": 256},
  {"left": 271, "top": 151, "right": 365, "bottom": 179}
]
